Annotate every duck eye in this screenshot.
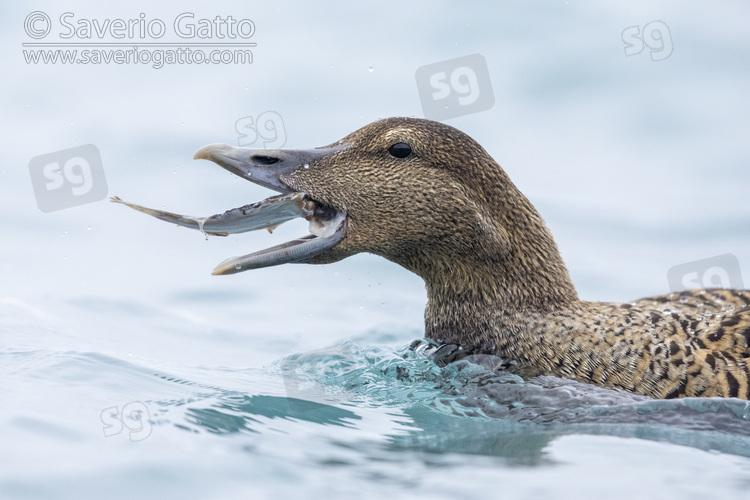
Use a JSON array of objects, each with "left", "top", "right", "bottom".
[{"left": 388, "top": 142, "right": 412, "bottom": 159}]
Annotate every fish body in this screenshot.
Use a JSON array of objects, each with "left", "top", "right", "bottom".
[{"left": 111, "top": 193, "right": 312, "bottom": 236}]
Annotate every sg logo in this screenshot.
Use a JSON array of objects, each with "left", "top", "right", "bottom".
[
  {"left": 29, "top": 144, "right": 108, "bottom": 213},
  {"left": 415, "top": 53, "right": 495, "bottom": 121},
  {"left": 235, "top": 111, "right": 287, "bottom": 148},
  {"left": 100, "top": 401, "right": 152, "bottom": 442},
  {"left": 622, "top": 21, "right": 673, "bottom": 62},
  {"left": 667, "top": 254, "right": 744, "bottom": 292},
  {"left": 430, "top": 66, "right": 482, "bottom": 107}
]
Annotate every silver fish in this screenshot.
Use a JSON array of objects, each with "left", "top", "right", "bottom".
[{"left": 110, "top": 193, "right": 313, "bottom": 237}]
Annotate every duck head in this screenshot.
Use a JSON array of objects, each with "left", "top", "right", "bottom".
[{"left": 196, "top": 117, "right": 577, "bottom": 334}]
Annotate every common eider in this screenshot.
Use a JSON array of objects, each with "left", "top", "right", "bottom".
[{"left": 114, "top": 117, "right": 750, "bottom": 400}]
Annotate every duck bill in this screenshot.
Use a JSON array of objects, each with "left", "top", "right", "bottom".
[
  {"left": 211, "top": 211, "right": 347, "bottom": 275},
  {"left": 189, "top": 142, "right": 349, "bottom": 274},
  {"left": 193, "top": 143, "right": 347, "bottom": 194}
]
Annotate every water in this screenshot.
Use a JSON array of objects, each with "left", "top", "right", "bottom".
[
  {"left": 4, "top": 295, "right": 750, "bottom": 499},
  {"left": 4, "top": 1, "right": 750, "bottom": 499}
]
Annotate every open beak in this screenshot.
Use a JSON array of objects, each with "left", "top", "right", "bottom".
[{"left": 112, "top": 143, "right": 348, "bottom": 275}]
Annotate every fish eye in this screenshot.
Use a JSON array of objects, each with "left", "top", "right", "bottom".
[{"left": 388, "top": 142, "right": 412, "bottom": 159}]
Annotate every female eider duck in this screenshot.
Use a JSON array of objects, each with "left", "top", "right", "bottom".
[{"left": 114, "top": 117, "right": 750, "bottom": 400}]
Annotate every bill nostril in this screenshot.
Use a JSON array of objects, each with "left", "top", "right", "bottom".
[{"left": 253, "top": 155, "right": 280, "bottom": 165}]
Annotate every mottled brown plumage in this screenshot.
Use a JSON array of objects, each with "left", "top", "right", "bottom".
[{"left": 276, "top": 117, "right": 750, "bottom": 400}]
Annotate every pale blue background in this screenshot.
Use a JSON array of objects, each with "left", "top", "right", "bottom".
[{"left": 2, "top": 1, "right": 750, "bottom": 499}]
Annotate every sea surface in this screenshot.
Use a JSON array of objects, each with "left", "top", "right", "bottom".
[{"left": 3, "top": 2, "right": 750, "bottom": 499}]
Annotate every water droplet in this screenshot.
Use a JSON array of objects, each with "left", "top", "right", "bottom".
[
  {"left": 368, "top": 66, "right": 374, "bottom": 72},
  {"left": 303, "top": 163, "right": 309, "bottom": 169},
  {"left": 234, "top": 263, "right": 241, "bottom": 270},
  {"left": 87, "top": 226, "right": 92, "bottom": 231},
  {"left": 195, "top": 217, "right": 209, "bottom": 240}
]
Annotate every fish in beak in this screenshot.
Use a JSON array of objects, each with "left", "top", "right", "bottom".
[{"left": 112, "top": 143, "right": 348, "bottom": 275}]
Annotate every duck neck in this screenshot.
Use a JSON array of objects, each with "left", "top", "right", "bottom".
[
  {"left": 416, "top": 194, "right": 580, "bottom": 347},
  {"left": 421, "top": 261, "right": 578, "bottom": 347}
]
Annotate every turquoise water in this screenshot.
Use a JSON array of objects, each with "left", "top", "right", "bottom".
[
  {"left": 5, "top": 301, "right": 750, "bottom": 499},
  {"left": 3, "top": 1, "right": 750, "bottom": 499}
]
